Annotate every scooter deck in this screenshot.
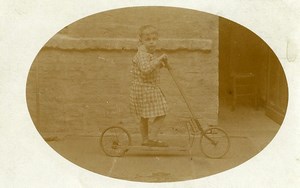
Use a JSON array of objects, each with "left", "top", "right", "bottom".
[{"left": 127, "top": 145, "right": 190, "bottom": 152}]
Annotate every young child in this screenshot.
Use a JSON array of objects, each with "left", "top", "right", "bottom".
[{"left": 130, "top": 25, "right": 169, "bottom": 147}]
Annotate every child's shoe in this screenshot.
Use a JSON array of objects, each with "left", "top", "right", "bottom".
[{"left": 152, "top": 140, "right": 168, "bottom": 147}]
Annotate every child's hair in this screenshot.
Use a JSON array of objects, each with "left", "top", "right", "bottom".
[{"left": 138, "top": 25, "right": 158, "bottom": 42}]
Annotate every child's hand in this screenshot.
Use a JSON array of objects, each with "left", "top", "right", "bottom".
[
  {"left": 158, "top": 54, "right": 169, "bottom": 68},
  {"left": 160, "top": 54, "right": 172, "bottom": 70},
  {"left": 164, "top": 61, "right": 171, "bottom": 70},
  {"left": 161, "top": 54, "right": 168, "bottom": 62}
]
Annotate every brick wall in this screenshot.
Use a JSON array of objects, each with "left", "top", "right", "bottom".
[{"left": 26, "top": 7, "right": 219, "bottom": 135}]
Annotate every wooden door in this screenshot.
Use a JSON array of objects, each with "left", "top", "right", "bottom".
[{"left": 265, "top": 49, "right": 288, "bottom": 124}]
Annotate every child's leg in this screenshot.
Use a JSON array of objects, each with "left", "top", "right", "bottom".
[
  {"left": 140, "top": 117, "right": 149, "bottom": 143},
  {"left": 151, "top": 115, "right": 166, "bottom": 140}
]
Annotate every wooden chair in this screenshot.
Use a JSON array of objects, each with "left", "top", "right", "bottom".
[{"left": 231, "top": 72, "right": 258, "bottom": 111}]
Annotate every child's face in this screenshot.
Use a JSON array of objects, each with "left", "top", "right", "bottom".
[{"left": 140, "top": 32, "right": 158, "bottom": 53}]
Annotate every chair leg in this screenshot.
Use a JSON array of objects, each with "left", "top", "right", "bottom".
[
  {"left": 231, "top": 78, "right": 236, "bottom": 111},
  {"left": 254, "top": 85, "right": 259, "bottom": 110}
]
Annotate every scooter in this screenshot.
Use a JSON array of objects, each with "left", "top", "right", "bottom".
[{"left": 100, "top": 64, "right": 230, "bottom": 159}]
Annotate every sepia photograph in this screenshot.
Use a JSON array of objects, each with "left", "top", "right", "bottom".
[{"left": 25, "top": 6, "right": 288, "bottom": 182}]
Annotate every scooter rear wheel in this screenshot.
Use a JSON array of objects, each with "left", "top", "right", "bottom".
[
  {"left": 200, "top": 127, "right": 230, "bottom": 159},
  {"left": 100, "top": 126, "right": 131, "bottom": 157}
]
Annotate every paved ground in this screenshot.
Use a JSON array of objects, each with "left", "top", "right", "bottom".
[{"left": 45, "top": 103, "right": 280, "bottom": 182}]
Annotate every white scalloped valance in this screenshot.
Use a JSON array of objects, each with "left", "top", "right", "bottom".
[{"left": 45, "top": 34, "right": 212, "bottom": 51}]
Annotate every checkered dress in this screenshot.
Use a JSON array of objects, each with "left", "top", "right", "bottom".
[{"left": 130, "top": 45, "right": 168, "bottom": 118}]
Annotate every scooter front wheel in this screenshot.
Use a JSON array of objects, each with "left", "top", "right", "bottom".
[
  {"left": 100, "top": 126, "right": 131, "bottom": 157},
  {"left": 200, "top": 127, "right": 230, "bottom": 159}
]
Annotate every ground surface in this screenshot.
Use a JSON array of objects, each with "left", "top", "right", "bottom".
[{"left": 46, "top": 104, "right": 280, "bottom": 182}]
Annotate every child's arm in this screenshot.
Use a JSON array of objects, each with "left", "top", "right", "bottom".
[{"left": 137, "top": 53, "right": 167, "bottom": 74}]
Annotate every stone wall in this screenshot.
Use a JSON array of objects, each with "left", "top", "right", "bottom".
[{"left": 26, "top": 7, "right": 219, "bottom": 135}]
